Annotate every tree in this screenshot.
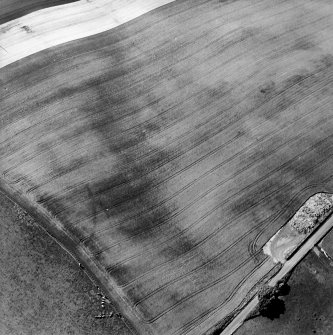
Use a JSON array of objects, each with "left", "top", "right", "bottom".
[{"left": 256, "top": 282, "right": 290, "bottom": 319}]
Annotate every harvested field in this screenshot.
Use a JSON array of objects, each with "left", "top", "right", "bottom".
[{"left": 1, "top": 0, "right": 333, "bottom": 334}]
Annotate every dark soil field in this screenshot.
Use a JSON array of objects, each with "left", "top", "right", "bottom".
[
  {"left": 0, "top": 0, "right": 79, "bottom": 24},
  {"left": 1, "top": 0, "right": 333, "bottom": 334},
  {"left": 235, "top": 250, "right": 333, "bottom": 335},
  {"left": 0, "top": 190, "right": 131, "bottom": 335}
]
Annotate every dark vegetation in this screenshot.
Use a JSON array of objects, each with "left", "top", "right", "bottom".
[
  {"left": 257, "top": 281, "right": 290, "bottom": 319},
  {"left": 290, "top": 193, "right": 333, "bottom": 234},
  {"left": 245, "top": 279, "right": 291, "bottom": 322}
]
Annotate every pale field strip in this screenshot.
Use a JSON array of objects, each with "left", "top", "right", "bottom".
[{"left": 0, "top": 0, "right": 175, "bottom": 68}]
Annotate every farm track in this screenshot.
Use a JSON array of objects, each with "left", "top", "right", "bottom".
[{"left": 1, "top": 1, "right": 333, "bottom": 334}]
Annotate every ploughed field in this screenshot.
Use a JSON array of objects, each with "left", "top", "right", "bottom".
[{"left": 1, "top": 0, "right": 333, "bottom": 334}]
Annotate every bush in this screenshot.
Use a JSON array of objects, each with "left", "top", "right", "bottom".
[{"left": 290, "top": 193, "right": 333, "bottom": 234}]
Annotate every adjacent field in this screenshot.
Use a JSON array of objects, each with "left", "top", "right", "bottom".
[
  {"left": 0, "top": 190, "right": 131, "bottom": 335},
  {"left": 0, "top": 0, "right": 79, "bottom": 24},
  {"left": 1, "top": 0, "right": 333, "bottom": 334}
]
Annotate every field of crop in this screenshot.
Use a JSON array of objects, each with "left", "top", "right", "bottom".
[{"left": 1, "top": 0, "right": 333, "bottom": 334}]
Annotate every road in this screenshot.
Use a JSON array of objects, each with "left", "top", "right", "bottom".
[{"left": 221, "top": 214, "right": 333, "bottom": 335}]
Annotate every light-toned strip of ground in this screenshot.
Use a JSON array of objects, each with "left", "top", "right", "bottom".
[
  {"left": 221, "top": 215, "right": 333, "bottom": 335},
  {"left": 0, "top": 0, "right": 175, "bottom": 68}
]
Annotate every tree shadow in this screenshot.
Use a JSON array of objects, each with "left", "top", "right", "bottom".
[{"left": 260, "top": 297, "right": 286, "bottom": 320}]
